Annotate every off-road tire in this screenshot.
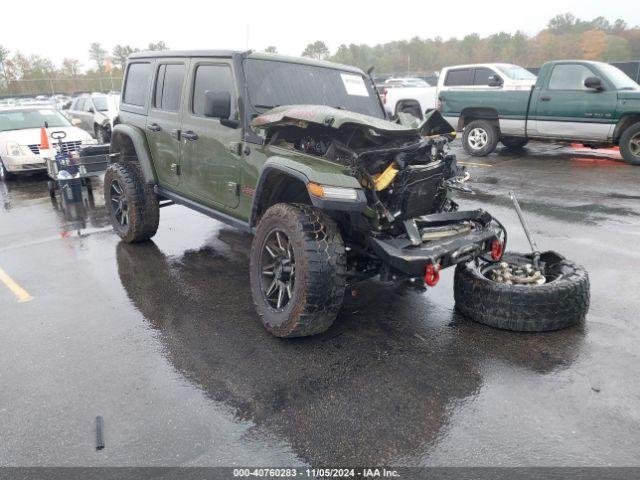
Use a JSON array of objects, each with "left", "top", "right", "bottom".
[
  {"left": 104, "top": 162, "right": 159, "bottom": 243},
  {"left": 454, "top": 252, "right": 589, "bottom": 332},
  {"left": 501, "top": 136, "right": 529, "bottom": 149},
  {"left": 619, "top": 122, "right": 640, "bottom": 165},
  {"left": 462, "top": 119, "right": 499, "bottom": 156},
  {"left": 250, "top": 203, "right": 347, "bottom": 338}
]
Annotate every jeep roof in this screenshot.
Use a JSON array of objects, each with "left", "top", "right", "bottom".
[{"left": 128, "top": 50, "right": 363, "bottom": 74}]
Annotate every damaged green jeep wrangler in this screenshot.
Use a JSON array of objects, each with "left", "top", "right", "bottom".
[{"left": 107, "top": 50, "right": 589, "bottom": 337}]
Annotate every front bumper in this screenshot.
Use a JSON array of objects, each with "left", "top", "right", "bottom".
[
  {"left": 1, "top": 154, "right": 46, "bottom": 172},
  {"left": 369, "top": 209, "right": 502, "bottom": 277}
]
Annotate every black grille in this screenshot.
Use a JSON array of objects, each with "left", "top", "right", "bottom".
[
  {"left": 28, "top": 141, "right": 83, "bottom": 155},
  {"left": 390, "top": 161, "right": 445, "bottom": 220}
]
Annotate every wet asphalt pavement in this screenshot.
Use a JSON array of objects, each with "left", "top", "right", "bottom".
[{"left": 0, "top": 142, "right": 639, "bottom": 467}]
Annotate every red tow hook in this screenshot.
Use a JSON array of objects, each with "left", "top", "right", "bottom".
[
  {"left": 424, "top": 263, "right": 441, "bottom": 287},
  {"left": 491, "top": 239, "right": 504, "bottom": 260}
]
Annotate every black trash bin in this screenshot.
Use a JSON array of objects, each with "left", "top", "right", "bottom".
[{"left": 59, "top": 177, "right": 83, "bottom": 203}]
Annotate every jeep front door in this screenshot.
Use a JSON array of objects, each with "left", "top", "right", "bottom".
[
  {"left": 532, "top": 63, "right": 617, "bottom": 141},
  {"left": 145, "top": 60, "right": 188, "bottom": 187},
  {"left": 179, "top": 60, "right": 240, "bottom": 209}
]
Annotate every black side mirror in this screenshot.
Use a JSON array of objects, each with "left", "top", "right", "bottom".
[
  {"left": 488, "top": 75, "right": 503, "bottom": 87},
  {"left": 584, "top": 76, "right": 604, "bottom": 91},
  {"left": 204, "top": 91, "right": 231, "bottom": 119}
]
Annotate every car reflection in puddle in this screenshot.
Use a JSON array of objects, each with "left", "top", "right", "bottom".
[{"left": 115, "top": 229, "right": 585, "bottom": 465}]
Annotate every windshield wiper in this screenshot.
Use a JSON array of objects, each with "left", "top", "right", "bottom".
[
  {"left": 619, "top": 87, "right": 637, "bottom": 91},
  {"left": 254, "top": 104, "right": 279, "bottom": 110}
]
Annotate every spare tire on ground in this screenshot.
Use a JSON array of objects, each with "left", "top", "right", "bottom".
[{"left": 454, "top": 251, "right": 589, "bottom": 332}]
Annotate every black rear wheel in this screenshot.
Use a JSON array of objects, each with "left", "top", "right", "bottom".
[
  {"left": 501, "top": 136, "right": 529, "bottom": 149},
  {"left": 250, "top": 203, "right": 346, "bottom": 338},
  {"left": 104, "top": 162, "right": 159, "bottom": 243},
  {"left": 454, "top": 251, "right": 590, "bottom": 332}
]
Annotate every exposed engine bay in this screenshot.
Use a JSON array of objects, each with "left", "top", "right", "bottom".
[{"left": 260, "top": 111, "right": 471, "bottom": 231}]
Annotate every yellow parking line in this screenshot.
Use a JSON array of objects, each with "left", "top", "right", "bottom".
[
  {"left": 459, "top": 161, "right": 494, "bottom": 167},
  {"left": 0, "top": 267, "right": 33, "bottom": 303}
]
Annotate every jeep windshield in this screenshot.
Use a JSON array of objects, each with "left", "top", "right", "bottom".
[{"left": 244, "top": 59, "right": 385, "bottom": 119}]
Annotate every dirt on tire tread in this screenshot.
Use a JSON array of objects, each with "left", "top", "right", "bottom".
[{"left": 250, "top": 203, "right": 346, "bottom": 338}]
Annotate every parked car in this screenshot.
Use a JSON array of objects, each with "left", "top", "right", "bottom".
[
  {"left": 437, "top": 63, "right": 537, "bottom": 93},
  {"left": 439, "top": 60, "right": 640, "bottom": 164},
  {"left": 67, "top": 93, "right": 119, "bottom": 143},
  {"left": 105, "top": 50, "right": 589, "bottom": 338},
  {"left": 0, "top": 107, "right": 95, "bottom": 181}
]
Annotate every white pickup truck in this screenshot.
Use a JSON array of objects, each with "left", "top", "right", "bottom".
[
  {"left": 380, "top": 64, "right": 537, "bottom": 120},
  {"left": 380, "top": 78, "right": 438, "bottom": 119}
]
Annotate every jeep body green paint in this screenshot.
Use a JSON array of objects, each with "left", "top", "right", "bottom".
[
  {"left": 439, "top": 60, "right": 640, "bottom": 163},
  {"left": 112, "top": 51, "right": 388, "bottom": 224}
]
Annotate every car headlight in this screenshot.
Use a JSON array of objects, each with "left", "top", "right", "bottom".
[
  {"left": 307, "top": 182, "right": 360, "bottom": 201},
  {"left": 6, "top": 142, "right": 22, "bottom": 156}
]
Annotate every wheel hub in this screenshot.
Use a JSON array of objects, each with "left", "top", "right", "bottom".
[
  {"left": 468, "top": 127, "right": 488, "bottom": 150},
  {"left": 260, "top": 230, "right": 295, "bottom": 310},
  {"left": 110, "top": 180, "right": 129, "bottom": 227},
  {"left": 489, "top": 261, "right": 546, "bottom": 285}
]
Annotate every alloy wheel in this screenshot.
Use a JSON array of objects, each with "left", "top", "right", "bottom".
[
  {"left": 109, "top": 179, "right": 129, "bottom": 227},
  {"left": 260, "top": 229, "right": 295, "bottom": 310},
  {"left": 468, "top": 127, "right": 488, "bottom": 150}
]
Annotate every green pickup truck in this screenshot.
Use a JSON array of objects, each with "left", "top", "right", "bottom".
[{"left": 439, "top": 60, "right": 640, "bottom": 164}]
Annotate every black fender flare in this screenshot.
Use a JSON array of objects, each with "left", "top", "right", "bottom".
[
  {"left": 110, "top": 124, "right": 158, "bottom": 184},
  {"left": 249, "top": 164, "right": 367, "bottom": 227}
]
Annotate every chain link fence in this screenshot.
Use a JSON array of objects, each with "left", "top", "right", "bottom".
[{"left": 0, "top": 76, "right": 123, "bottom": 97}]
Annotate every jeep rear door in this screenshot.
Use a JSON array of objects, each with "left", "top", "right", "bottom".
[
  {"left": 530, "top": 63, "right": 616, "bottom": 140},
  {"left": 178, "top": 59, "right": 240, "bottom": 209},
  {"left": 146, "top": 59, "right": 188, "bottom": 187}
]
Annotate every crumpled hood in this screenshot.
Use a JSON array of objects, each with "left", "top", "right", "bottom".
[
  {"left": 251, "top": 105, "right": 417, "bottom": 135},
  {"left": 251, "top": 105, "right": 455, "bottom": 138}
]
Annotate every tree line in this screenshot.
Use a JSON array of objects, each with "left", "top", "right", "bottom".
[
  {"left": 304, "top": 13, "right": 640, "bottom": 74},
  {"left": 0, "top": 41, "right": 168, "bottom": 95}
]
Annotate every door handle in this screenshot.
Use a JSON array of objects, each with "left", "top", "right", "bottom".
[
  {"left": 147, "top": 123, "right": 161, "bottom": 132},
  {"left": 540, "top": 96, "right": 552, "bottom": 102},
  {"left": 182, "top": 131, "right": 198, "bottom": 141}
]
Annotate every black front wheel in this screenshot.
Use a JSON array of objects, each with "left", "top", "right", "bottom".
[
  {"left": 250, "top": 203, "right": 347, "bottom": 338},
  {"left": 619, "top": 122, "right": 640, "bottom": 165},
  {"left": 462, "top": 120, "right": 499, "bottom": 157},
  {"left": 0, "top": 160, "right": 12, "bottom": 182},
  {"left": 454, "top": 251, "right": 590, "bottom": 332}
]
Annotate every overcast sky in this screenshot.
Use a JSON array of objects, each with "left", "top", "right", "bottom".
[{"left": 1, "top": 0, "right": 638, "bottom": 70}]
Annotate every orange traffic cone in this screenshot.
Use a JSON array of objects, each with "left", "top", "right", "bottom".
[{"left": 40, "top": 127, "right": 50, "bottom": 150}]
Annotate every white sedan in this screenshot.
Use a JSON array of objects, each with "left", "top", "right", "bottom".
[{"left": 0, "top": 107, "right": 95, "bottom": 181}]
